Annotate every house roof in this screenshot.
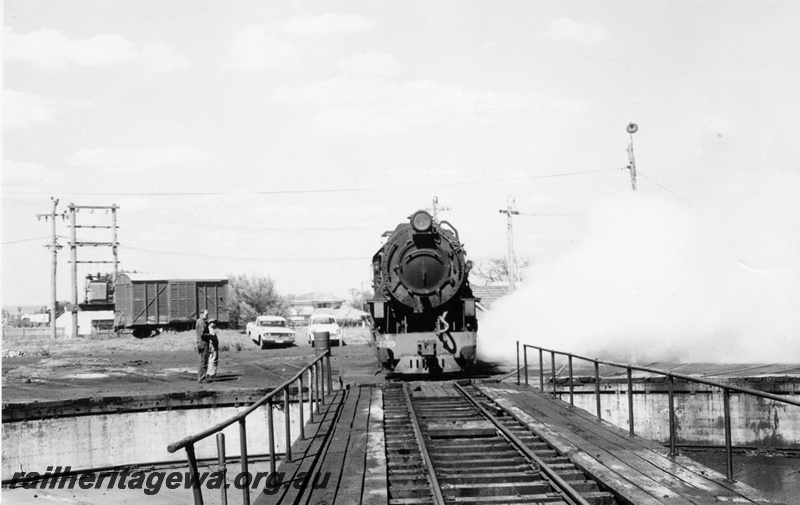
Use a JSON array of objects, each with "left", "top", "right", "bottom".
[
  {"left": 329, "top": 306, "right": 369, "bottom": 320},
  {"left": 290, "top": 292, "right": 344, "bottom": 303},
  {"left": 116, "top": 273, "right": 228, "bottom": 282},
  {"left": 290, "top": 306, "right": 316, "bottom": 317},
  {"left": 471, "top": 284, "right": 510, "bottom": 310}
]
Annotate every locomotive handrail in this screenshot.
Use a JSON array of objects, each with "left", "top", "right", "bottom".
[
  {"left": 516, "top": 341, "right": 799, "bottom": 483},
  {"left": 437, "top": 220, "right": 459, "bottom": 241},
  {"left": 167, "top": 349, "right": 331, "bottom": 505}
]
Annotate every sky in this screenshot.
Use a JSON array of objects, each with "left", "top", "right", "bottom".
[{"left": 3, "top": 2, "right": 800, "bottom": 360}]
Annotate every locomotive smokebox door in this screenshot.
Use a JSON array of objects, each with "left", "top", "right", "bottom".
[{"left": 418, "top": 340, "right": 437, "bottom": 356}]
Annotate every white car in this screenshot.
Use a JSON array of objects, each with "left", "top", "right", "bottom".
[
  {"left": 306, "top": 314, "right": 342, "bottom": 345},
  {"left": 246, "top": 315, "right": 296, "bottom": 348}
]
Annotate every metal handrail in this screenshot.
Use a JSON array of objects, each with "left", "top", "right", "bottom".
[
  {"left": 167, "top": 349, "right": 331, "bottom": 505},
  {"left": 516, "top": 341, "right": 799, "bottom": 482}
]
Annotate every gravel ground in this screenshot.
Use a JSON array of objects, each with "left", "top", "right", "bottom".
[{"left": 1, "top": 327, "right": 384, "bottom": 404}]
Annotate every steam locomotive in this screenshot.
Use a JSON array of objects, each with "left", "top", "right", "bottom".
[{"left": 367, "top": 210, "right": 478, "bottom": 374}]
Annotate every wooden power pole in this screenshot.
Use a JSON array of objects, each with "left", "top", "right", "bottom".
[
  {"left": 67, "top": 203, "right": 119, "bottom": 338},
  {"left": 499, "top": 197, "right": 520, "bottom": 291},
  {"left": 428, "top": 196, "right": 451, "bottom": 221},
  {"left": 37, "top": 198, "right": 63, "bottom": 340}
]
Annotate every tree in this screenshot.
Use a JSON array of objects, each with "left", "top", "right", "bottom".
[
  {"left": 472, "top": 257, "right": 530, "bottom": 285},
  {"left": 227, "top": 274, "right": 288, "bottom": 329},
  {"left": 349, "top": 287, "right": 374, "bottom": 311}
]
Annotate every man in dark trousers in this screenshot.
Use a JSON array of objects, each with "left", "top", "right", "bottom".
[{"left": 196, "top": 309, "right": 210, "bottom": 382}]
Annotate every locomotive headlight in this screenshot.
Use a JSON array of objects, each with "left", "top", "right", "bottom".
[{"left": 410, "top": 210, "right": 433, "bottom": 232}]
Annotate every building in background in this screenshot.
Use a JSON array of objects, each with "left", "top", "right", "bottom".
[
  {"left": 471, "top": 284, "right": 510, "bottom": 313},
  {"left": 55, "top": 310, "right": 114, "bottom": 338},
  {"left": 288, "top": 292, "right": 345, "bottom": 326}
]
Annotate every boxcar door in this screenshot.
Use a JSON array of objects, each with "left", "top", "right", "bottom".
[
  {"left": 170, "top": 281, "right": 197, "bottom": 321},
  {"left": 196, "top": 281, "right": 229, "bottom": 323},
  {"left": 132, "top": 281, "right": 168, "bottom": 325}
]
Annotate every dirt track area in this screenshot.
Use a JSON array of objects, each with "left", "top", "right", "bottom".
[{"left": 1, "top": 327, "right": 384, "bottom": 405}]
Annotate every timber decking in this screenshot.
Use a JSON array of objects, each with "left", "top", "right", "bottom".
[
  {"left": 253, "top": 385, "right": 386, "bottom": 505},
  {"left": 477, "top": 382, "right": 774, "bottom": 505},
  {"left": 253, "top": 382, "right": 777, "bottom": 505}
]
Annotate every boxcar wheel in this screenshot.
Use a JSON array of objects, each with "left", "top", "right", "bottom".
[{"left": 132, "top": 328, "right": 151, "bottom": 339}]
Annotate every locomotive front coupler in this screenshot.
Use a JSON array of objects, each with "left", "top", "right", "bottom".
[{"left": 417, "top": 340, "right": 437, "bottom": 356}]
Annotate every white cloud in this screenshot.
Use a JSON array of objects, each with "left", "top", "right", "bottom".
[
  {"left": 338, "top": 51, "right": 400, "bottom": 81},
  {"left": 544, "top": 18, "right": 608, "bottom": 46},
  {"left": 274, "top": 13, "right": 376, "bottom": 35},
  {"left": 227, "top": 26, "right": 296, "bottom": 70},
  {"left": 4, "top": 28, "right": 189, "bottom": 73},
  {"left": 281, "top": 79, "right": 529, "bottom": 136},
  {"left": 2, "top": 159, "right": 69, "bottom": 189},
  {"left": 2, "top": 90, "right": 59, "bottom": 130},
  {"left": 272, "top": 52, "right": 531, "bottom": 136},
  {"left": 69, "top": 146, "right": 207, "bottom": 171},
  {"left": 30, "top": 147, "right": 215, "bottom": 197},
  {"left": 141, "top": 42, "right": 192, "bottom": 74},
  {"left": 5, "top": 28, "right": 137, "bottom": 71}
]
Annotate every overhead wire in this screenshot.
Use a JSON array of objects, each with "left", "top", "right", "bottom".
[
  {"left": 2, "top": 236, "right": 53, "bottom": 245},
  {"left": 123, "top": 245, "right": 365, "bottom": 262},
  {"left": 2, "top": 198, "right": 49, "bottom": 209},
  {"left": 4, "top": 167, "right": 622, "bottom": 197},
  {"left": 125, "top": 216, "right": 377, "bottom": 231},
  {"left": 637, "top": 170, "right": 689, "bottom": 202}
]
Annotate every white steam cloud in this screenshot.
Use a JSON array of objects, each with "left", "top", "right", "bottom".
[{"left": 479, "top": 169, "right": 800, "bottom": 364}]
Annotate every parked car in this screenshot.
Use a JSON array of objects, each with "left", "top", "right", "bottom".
[
  {"left": 246, "top": 315, "right": 295, "bottom": 348},
  {"left": 306, "top": 314, "right": 342, "bottom": 345}
]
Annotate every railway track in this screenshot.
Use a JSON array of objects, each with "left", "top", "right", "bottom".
[{"left": 383, "top": 381, "right": 618, "bottom": 505}]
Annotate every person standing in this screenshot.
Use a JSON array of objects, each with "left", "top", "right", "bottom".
[
  {"left": 196, "top": 309, "right": 210, "bottom": 382},
  {"left": 206, "top": 319, "right": 220, "bottom": 379}
]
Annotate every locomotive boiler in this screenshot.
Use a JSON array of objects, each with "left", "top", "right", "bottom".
[{"left": 367, "top": 210, "right": 478, "bottom": 374}]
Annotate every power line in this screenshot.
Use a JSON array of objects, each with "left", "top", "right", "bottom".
[
  {"left": 3, "top": 199, "right": 47, "bottom": 209},
  {"left": 3, "top": 236, "right": 53, "bottom": 245},
  {"left": 124, "top": 245, "right": 365, "bottom": 262},
  {"left": 637, "top": 171, "right": 689, "bottom": 202},
  {"left": 125, "top": 217, "right": 377, "bottom": 231},
  {"left": 522, "top": 168, "right": 619, "bottom": 179},
  {"left": 515, "top": 212, "right": 584, "bottom": 218},
  {"left": 4, "top": 168, "right": 622, "bottom": 197}
]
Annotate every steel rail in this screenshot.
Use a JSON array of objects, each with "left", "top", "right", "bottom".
[
  {"left": 453, "top": 382, "right": 593, "bottom": 505},
  {"left": 402, "top": 385, "right": 446, "bottom": 505}
]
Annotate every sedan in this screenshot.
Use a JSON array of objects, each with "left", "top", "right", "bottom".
[
  {"left": 306, "top": 314, "right": 342, "bottom": 345},
  {"left": 247, "top": 315, "right": 296, "bottom": 348}
]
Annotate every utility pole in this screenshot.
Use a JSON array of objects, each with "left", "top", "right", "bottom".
[
  {"left": 499, "top": 196, "right": 520, "bottom": 291},
  {"left": 626, "top": 123, "right": 638, "bottom": 191},
  {"left": 428, "top": 196, "right": 451, "bottom": 221},
  {"left": 67, "top": 203, "right": 120, "bottom": 338},
  {"left": 37, "top": 198, "right": 63, "bottom": 340}
]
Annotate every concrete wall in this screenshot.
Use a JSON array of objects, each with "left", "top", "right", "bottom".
[
  {"left": 2, "top": 402, "right": 308, "bottom": 480},
  {"left": 558, "top": 389, "right": 800, "bottom": 448}
]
